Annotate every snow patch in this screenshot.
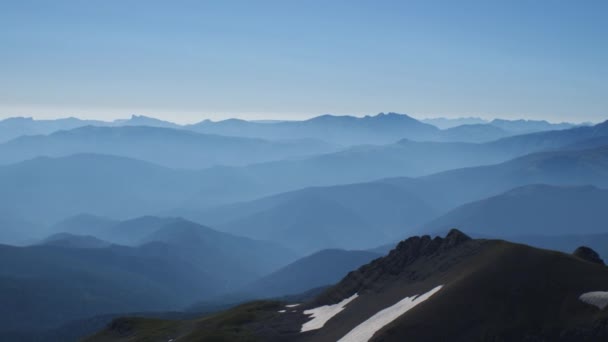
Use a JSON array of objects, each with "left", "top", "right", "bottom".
[
  {"left": 286, "top": 304, "right": 300, "bottom": 308},
  {"left": 300, "top": 293, "right": 359, "bottom": 332},
  {"left": 580, "top": 291, "right": 608, "bottom": 310},
  {"left": 338, "top": 285, "right": 443, "bottom": 342},
  {"left": 278, "top": 310, "right": 286, "bottom": 313}
]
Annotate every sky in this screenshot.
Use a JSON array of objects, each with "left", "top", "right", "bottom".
[{"left": 0, "top": 0, "right": 606, "bottom": 124}]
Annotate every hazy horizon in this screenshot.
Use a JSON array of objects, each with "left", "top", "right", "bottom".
[
  {"left": 2, "top": 0, "right": 606, "bottom": 124},
  {"left": 0, "top": 109, "right": 597, "bottom": 125},
  {"left": 2, "top": 1, "right": 608, "bottom": 341}
]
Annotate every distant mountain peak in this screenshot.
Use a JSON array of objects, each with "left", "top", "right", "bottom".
[
  {"left": 111, "top": 114, "right": 180, "bottom": 128},
  {"left": 1, "top": 116, "right": 34, "bottom": 122}
]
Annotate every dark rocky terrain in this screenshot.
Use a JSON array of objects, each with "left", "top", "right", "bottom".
[{"left": 86, "top": 230, "right": 608, "bottom": 341}]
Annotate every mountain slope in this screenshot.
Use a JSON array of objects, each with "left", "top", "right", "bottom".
[
  {"left": 0, "top": 154, "right": 201, "bottom": 226},
  {"left": 382, "top": 144, "right": 608, "bottom": 214},
  {"left": 244, "top": 249, "right": 382, "bottom": 298},
  {"left": 88, "top": 230, "right": 608, "bottom": 341},
  {"left": 0, "top": 217, "right": 297, "bottom": 333},
  {"left": 180, "top": 121, "right": 608, "bottom": 209},
  {"left": 40, "top": 233, "right": 112, "bottom": 249},
  {"left": 0, "top": 243, "right": 222, "bottom": 332},
  {"left": 0, "top": 125, "right": 338, "bottom": 169},
  {"left": 140, "top": 218, "right": 298, "bottom": 286},
  {"left": 0, "top": 211, "right": 43, "bottom": 245},
  {"left": 50, "top": 216, "right": 298, "bottom": 281},
  {"left": 195, "top": 182, "right": 437, "bottom": 254},
  {"left": 486, "top": 119, "right": 608, "bottom": 155},
  {"left": 183, "top": 145, "right": 608, "bottom": 254},
  {"left": 424, "top": 184, "right": 608, "bottom": 237}
]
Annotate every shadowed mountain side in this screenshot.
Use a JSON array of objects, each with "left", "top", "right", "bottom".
[
  {"left": 195, "top": 182, "right": 437, "bottom": 254},
  {"left": 466, "top": 234, "right": 608, "bottom": 264},
  {"left": 2, "top": 123, "right": 608, "bottom": 230},
  {"left": 177, "top": 139, "right": 507, "bottom": 211},
  {"left": 243, "top": 249, "right": 382, "bottom": 298},
  {"left": 0, "top": 125, "right": 338, "bottom": 169},
  {"left": 194, "top": 181, "right": 435, "bottom": 229},
  {"left": 0, "top": 212, "right": 43, "bottom": 245},
  {"left": 423, "top": 184, "right": 608, "bottom": 237},
  {"left": 0, "top": 243, "right": 222, "bottom": 332},
  {"left": 0, "top": 154, "right": 201, "bottom": 226},
  {"left": 53, "top": 216, "right": 183, "bottom": 246},
  {"left": 179, "top": 145, "right": 608, "bottom": 255},
  {"left": 0, "top": 217, "right": 298, "bottom": 333},
  {"left": 86, "top": 231, "right": 608, "bottom": 341},
  {"left": 40, "top": 233, "right": 112, "bottom": 249},
  {"left": 50, "top": 216, "right": 298, "bottom": 280},
  {"left": 382, "top": 144, "right": 608, "bottom": 214},
  {"left": 140, "top": 219, "right": 299, "bottom": 283}
]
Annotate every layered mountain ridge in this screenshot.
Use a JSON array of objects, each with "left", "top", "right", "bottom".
[{"left": 87, "top": 231, "right": 608, "bottom": 341}]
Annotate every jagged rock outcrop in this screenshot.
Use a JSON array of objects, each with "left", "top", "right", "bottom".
[
  {"left": 574, "top": 246, "right": 605, "bottom": 265},
  {"left": 312, "top": 229, "right": 474, "bottom": 305}
]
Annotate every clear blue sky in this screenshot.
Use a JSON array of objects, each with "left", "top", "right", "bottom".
[{"left": 1, "top": 0, "right": 606, "bottom": 123}]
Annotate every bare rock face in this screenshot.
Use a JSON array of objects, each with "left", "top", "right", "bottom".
[
  {"left": 312, "top": 229, "right": 473, "bottom": 306},
  {"left": 573, "top": 246, "right": 605, "bottom": 265}
]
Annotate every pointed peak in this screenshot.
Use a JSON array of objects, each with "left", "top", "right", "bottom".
[{"left": 445, "top": 229, "right": 471, "bottom": 245}]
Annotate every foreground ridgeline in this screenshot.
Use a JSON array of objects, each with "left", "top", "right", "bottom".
[{"left": 86, "top": 230, "right": 608, "bottom": 341}]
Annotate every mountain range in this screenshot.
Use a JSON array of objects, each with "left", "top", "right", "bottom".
[
  {"left": 243, "top": 249, "right": 381, "bottom": 299},
  {"left": 424, "top": 184, "right": 608, "bottom": 237},
  {"left": 0, "top": 125, "right": 338, "bottom": 169},
  {"left": 0, "top": 216, "right": 296, "bottom": 333},
  {"left": 1, "top": 111, "right": 607, "bottom": 341},
  {"left": 195, "top": 182, "right": 437, "bottom": 254},
  {"left": 0, "top": 154, "right": 201, "bottom": 226},
  {"left": 179, "top": 144, "right": 608, "bottom": 254},
  {"left": 87, "top": 230, "right": 608, "bottom": 341},
  {"left": 177, "top": 119, "right": 608, "bottom": 210},
  {"left": 186, "top": 112, "right": 440, "bottom": 145},
  {"left": 0, "top": 113, "right": 586, "bottom": 147},
  {"left": 3, "top": 131, "right": 607, "bottom": 249}
]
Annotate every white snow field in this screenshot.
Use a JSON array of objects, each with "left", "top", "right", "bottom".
[
  {"left": 300, "top": 293, "right": 359, "bottom": 332},
  {"left": 579, "top": 291, "right": 608, "bottom": 310},
  {"left": 338, "top": 285, "right": 444, "bottom": 342}
]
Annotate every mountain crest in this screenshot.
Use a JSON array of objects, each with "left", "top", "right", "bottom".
[
  {"left": 389, "top": 228, "right": 471, "bottom": 260},
  {"left": 312, "top": 230, "right": 472, "bottom": 306},
  {"left": 573, "top": 246, "right": 605, "bottom": 265}
]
